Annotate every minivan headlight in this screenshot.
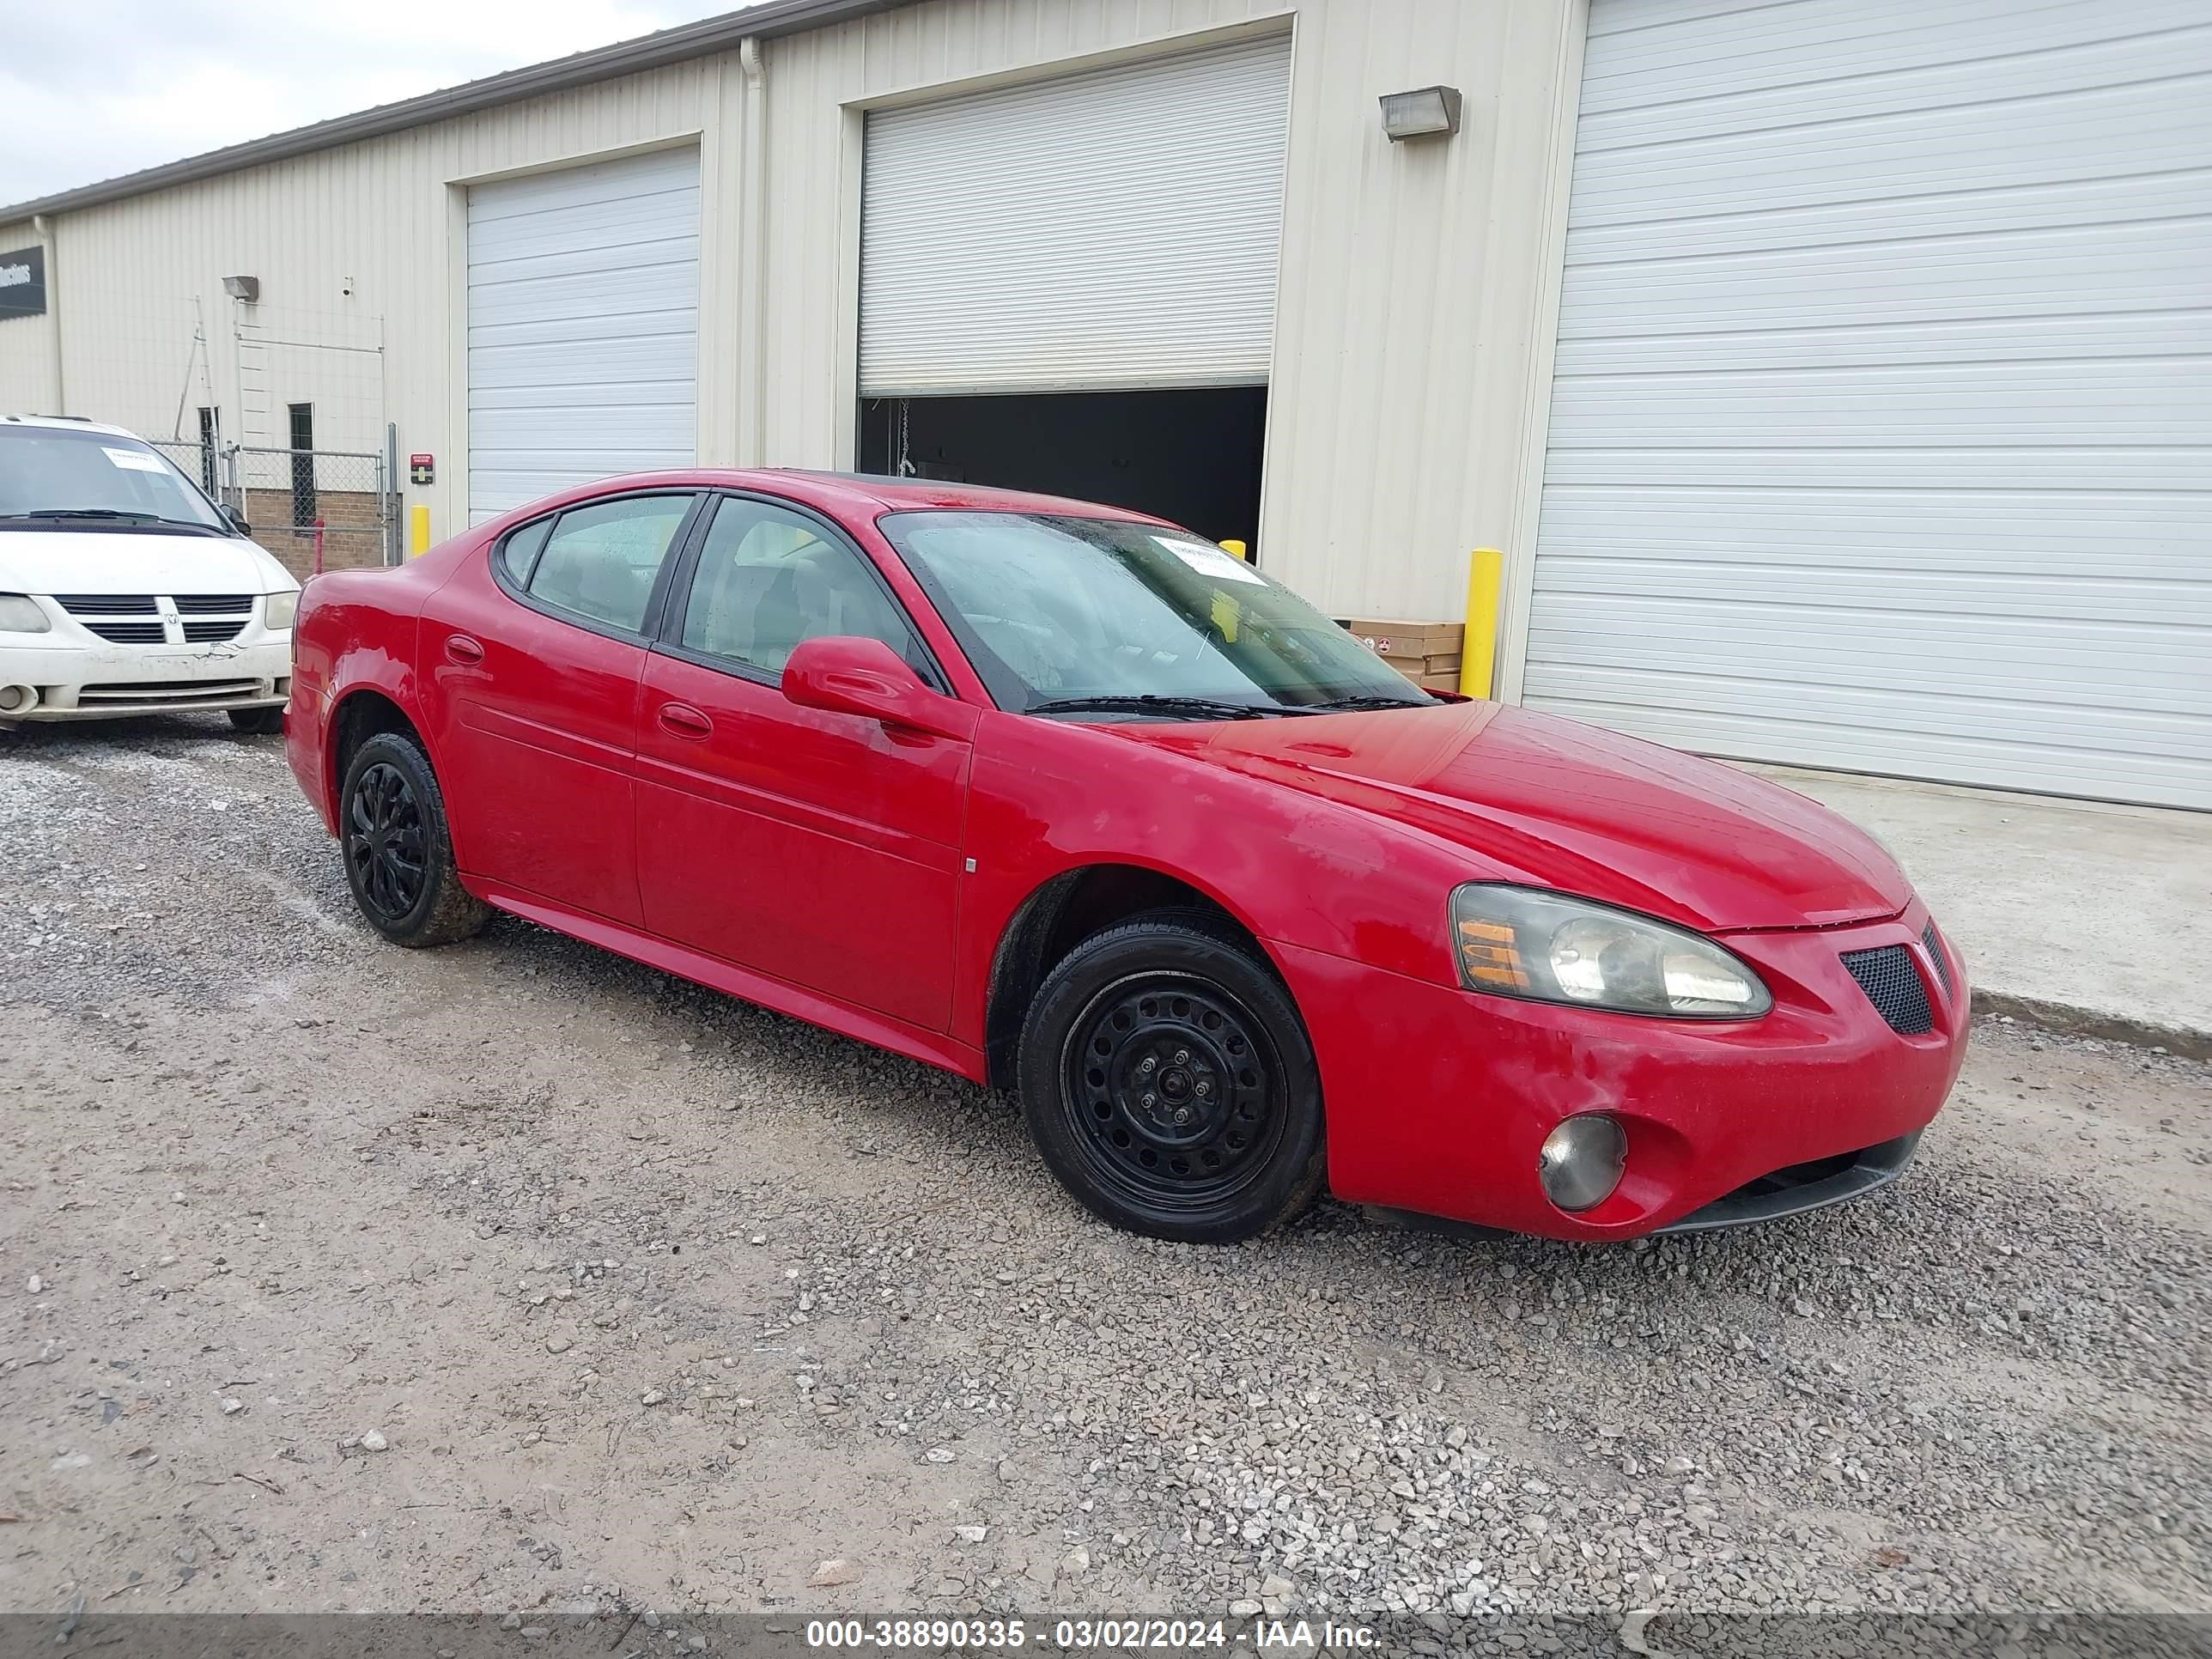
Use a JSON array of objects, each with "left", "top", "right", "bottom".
[
  {"left": 0, "top": 594, "right": 52, "bottom": 634},
  {"left": 263, "top": 590, "right": 299, "bottom": 631},
  {"left": 1451, "top": 884, "right": 1771, "bottom": 1018}
]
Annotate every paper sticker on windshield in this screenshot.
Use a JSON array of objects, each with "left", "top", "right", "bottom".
[
  {"left": 1157, "top": 536, "right": 1263, "bottom": 586},
  {"left": 103, "top": 447, "right": 167, "bottom": 473}
]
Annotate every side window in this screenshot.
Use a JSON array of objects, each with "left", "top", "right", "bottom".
[
  {"left": 678, "top": 498, "right": 928, "bottom": 678},
  {"left": 495, "top": 518, "right": 552, "bottom": 586},
  {"left": 522, "top": 495, "right": 693, "bottom": 633}
]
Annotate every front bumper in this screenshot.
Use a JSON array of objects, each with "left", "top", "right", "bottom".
[
  {"left": 1276, "top": 900, "right": 1969, "bottom": 1241},
  {"left": 0, "top": 636, "right": 292, "bottom": 723}
]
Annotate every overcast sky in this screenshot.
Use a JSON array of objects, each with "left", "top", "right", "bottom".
[{"left": 2, "top": 0, "right": 726, "bottom": 206}]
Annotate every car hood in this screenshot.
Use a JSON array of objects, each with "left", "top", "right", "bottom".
[
  {"left": 1112, "top": 701, "right": 1912, "bottom": 933},
  {"left": 0, "top": 528, "right": 295, "bottom": 594}
]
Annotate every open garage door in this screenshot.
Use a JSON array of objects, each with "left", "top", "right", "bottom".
[
  {"left": 859, "top": 37, "right": 1291, "bottom": 398},
  {"left": 466, "top": 148, "right": 700, "bottom": 524},
  {"left": 857, "top": 38, "right": 1290, "bottom": 552},
  {"left": 1524, "top": 0, "right": 2212, "bottom": 810}
]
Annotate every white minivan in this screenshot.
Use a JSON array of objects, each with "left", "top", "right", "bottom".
[{"left": 0, "top": 414, "right": 300, "bottom": 733}]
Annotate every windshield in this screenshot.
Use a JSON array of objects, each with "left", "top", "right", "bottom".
[
  {"left": 0, "top": 425, "right": 229, "bottom": 531},
  {"left": 878, "top": 511, "right": 1432, "bottom": 715}
]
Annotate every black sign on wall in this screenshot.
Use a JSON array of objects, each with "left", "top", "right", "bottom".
[{"left": 0, "top": 246, "right": 47, "bottom": 320}]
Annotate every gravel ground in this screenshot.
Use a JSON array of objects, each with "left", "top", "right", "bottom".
[{"left": 2, "top": 716, "right": 2206, "bottom": 1642}]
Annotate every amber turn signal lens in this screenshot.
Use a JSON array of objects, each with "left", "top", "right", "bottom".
[{"left": 1456, "top": 917, "right": 1530, "bottom": 988}]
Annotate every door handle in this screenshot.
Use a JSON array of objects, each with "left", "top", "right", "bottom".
[
  {"left": 657, "top": 702, "right": 713, "bottom": 739},
  {"left": 444, "top": 634, "right": 485, "bottom": 665}
]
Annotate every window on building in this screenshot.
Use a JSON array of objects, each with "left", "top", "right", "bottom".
[
  {"left": 196, "top": 406, "right": 217, "bottom": 494},
  {"left": 288, "top": 403, "right": 315, "bottom": 526}
]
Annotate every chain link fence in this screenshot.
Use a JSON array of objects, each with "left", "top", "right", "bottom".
[{"left": 147, "top": 439, "right": 395, "bottom": 577}]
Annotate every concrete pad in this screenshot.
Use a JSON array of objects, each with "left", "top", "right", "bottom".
[{"left": 1743, "top": 765, "right": 2212, "bottom": 1053}]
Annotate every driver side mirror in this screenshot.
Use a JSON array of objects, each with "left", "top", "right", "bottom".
[
  {"left": 223, "top": 503, "right": 252, "bottom": 537},
  {"left": 781, "top": 635, "right": 976, "bottom": 742}
]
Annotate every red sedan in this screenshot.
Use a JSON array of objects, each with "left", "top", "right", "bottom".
[{"left": 285, "top": 471, "right": 1968, "bottom": 1244}]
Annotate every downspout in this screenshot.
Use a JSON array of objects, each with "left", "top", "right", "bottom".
[
  {"left": 31, "top": 213, "right": 62, "bottom": 412},
  {"left": 738, "top": 36, "right": 769, "bottom": 466}
]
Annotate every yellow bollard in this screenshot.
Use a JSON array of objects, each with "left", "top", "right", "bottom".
[
  {"left": 1219, "top": 538, "right": 1249, "bottom": 561},
  {"left": 409, "top": 505, "right": 431, "bottom": 558},
  {"left": 1460, "top": 547, "right": 1504, "bottom": 700}
]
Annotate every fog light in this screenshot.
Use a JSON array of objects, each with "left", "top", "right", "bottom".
[
  {"left": 1538, "top": 1115, "right": 1627, "bottom": 1212},
  {"left": 0, "top": 684, "right": 34, "bottom": 714}
]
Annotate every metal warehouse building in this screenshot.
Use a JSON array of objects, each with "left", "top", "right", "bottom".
[{"left": 3, "top": 0, "right": 2206, "bottom": 808}]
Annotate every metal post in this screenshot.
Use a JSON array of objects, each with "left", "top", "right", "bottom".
[
  {"left": 1460, "top": 548, "right": 1505, "bottom": 700},
  {"left": 384, "top": 421, "right": 401, "bottom": 565}
]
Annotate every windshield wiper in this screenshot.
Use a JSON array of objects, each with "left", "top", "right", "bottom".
[
  {"left": 2, "top": 508, "right": 217, "bottom": 531},
  {"left": 1299, "top": 693, "right": 1439, "bottom": 712},
  {"left": 1027, "top": 694, "right": 1310, "bottom": 721}
]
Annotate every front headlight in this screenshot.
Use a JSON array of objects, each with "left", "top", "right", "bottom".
[
  {"left": 1451, "top": 883, "right": 1771, "bottom": 1018},
  {"left": 0, "top": 593, "right": 52, "bottom": 634},
  {"left": 263, "top": 589, "right": 299, "bottom": 631}
]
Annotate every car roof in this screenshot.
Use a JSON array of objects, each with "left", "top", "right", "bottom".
[
  {"left": 1, "top": 413, "right": 143, "bottom": 439},
  {"left": 625, "top": 467, "right": 1179, "bottom": 527}
]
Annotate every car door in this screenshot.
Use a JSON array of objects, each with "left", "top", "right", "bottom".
[
  {"left": 422, "top": 489, "right": 702, "bottom": 926},
  {"left": 634, "top": 493, "right": 970, "bottom": 1031}
]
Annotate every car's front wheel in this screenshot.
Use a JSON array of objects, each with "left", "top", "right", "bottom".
[
  {"left": 338, "top": 731, "right": 491, "bottom": 948},
  {"left": 1017, "top": 910, "right": 1325, "bottom": 1243},
  {"left": 228, "top": 707, "right": 284, "bottom": 734}
]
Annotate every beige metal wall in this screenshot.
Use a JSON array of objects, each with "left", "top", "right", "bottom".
[{"left": 0, "top": 0, "right": 1583, "bottom": 627}]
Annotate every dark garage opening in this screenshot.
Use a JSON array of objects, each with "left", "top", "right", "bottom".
[{"left": 857, "top": 386, "right": 1267, "bottom": 556}]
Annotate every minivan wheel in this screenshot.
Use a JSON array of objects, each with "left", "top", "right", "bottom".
[
  {"left": 338, "top": 731, "right": 491, "bottom": 947},
  {"left": 228, "top": 706, "right": 284, "bottom": 735},
  {"left": 1017, "top": 910, "right": 1325, "bottom": 1243}
]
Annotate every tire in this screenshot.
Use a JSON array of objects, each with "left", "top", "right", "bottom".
[
  {"left": 228, "top": 707, "right": 284, "bottom": 735},
  {"left": 337, "top": 730, "right": 491, "bottom": 948},
  {"left": 1017, "top": 908, "right": 1326, "bottom": 1243}
]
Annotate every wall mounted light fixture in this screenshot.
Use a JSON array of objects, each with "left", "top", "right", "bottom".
[
  {"left": 1380, "top": 86, "right": 1462, "bottom": 142},
  {"left": 221, "top": 275, "right": 259, "bottom": 301}
]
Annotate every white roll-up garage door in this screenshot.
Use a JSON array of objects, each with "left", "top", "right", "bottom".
[
  {"left": 859, "top": 37, "right": 1293, "bottom": 398},
  {"left": 466, "top": 148, "right": 700, "bottom": 523},
  {"left": 1524, "top": 0, "right": 2211, "bottom": 810}
]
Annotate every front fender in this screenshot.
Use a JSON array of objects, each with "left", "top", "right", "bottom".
[{"left": 953, "top": 712, "right": 1474, "bottom": 1051}]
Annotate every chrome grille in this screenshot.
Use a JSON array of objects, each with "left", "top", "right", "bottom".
[
  {"left": 172, "top": 594, "right": 253, "bottom": 615},
  {"left": 1923, "top": 922, "right": 1955, "bottom": 1001},
  {"left": 181, "top": 619, "right": 247, "bottom": 643},
  {"left": 1841, "top": 944, "right": 1935, "bottom": 1036},
  {"left": 82, "top": 621, "right": 167, "bottom": 644}
]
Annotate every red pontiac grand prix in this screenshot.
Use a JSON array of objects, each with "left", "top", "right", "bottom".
[{"left": 285, "top": 471, "right": 1968, "bottom": 1245}]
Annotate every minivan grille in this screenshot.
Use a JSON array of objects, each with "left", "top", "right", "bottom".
[
  {"left": 1841, "top": 944, "right": 1934, "bottom": 1036},
  {"left": 1923, "top": 922, "right": 1955, "bottom": 1001},
  {"left": 54, "top": 592, "right": 255, "bottom": 645},
  {"left": 54, "top": 594, "right": 158, "bottom": 615}
]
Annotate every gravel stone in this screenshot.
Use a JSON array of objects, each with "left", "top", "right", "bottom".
[{"left": 1, "top": 718, "right": 2205, "bottom": 1626}]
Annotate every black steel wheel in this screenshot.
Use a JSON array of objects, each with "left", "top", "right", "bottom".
[
  {"left": 347, "top": 760, "right": 427, "bottom": 921},
  {"left": 337, "top": 731, "right": 491, "bottom": 948},
  {"left": 1018, "top": 910, "right": 1324, "bottom": 1243}
]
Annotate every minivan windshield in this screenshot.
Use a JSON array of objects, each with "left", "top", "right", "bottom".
[
  {"left": 878, "top": 511, "right": 1434, "bottom": 717},
  {"left": 0, "top": 425, "right": 230, "bottom": 532}
]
